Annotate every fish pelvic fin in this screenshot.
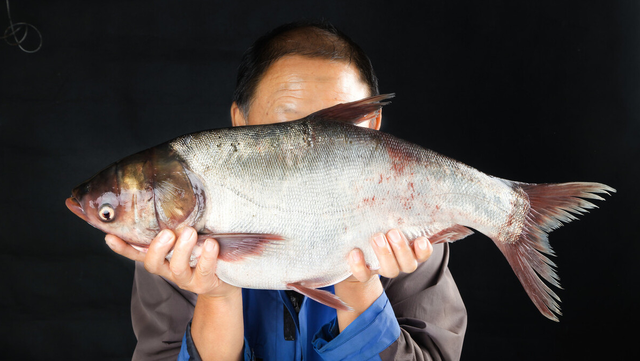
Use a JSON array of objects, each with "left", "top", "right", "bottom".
[
  {"left": 286, "top": 283, "right": 353, "bottom": 312},
  {"left": 495, "top": 181, "right": 615, "bottom": 321},
  {"left": 428, "top": 225, "right": 475, "bottom": 244},
  {"left": 306, "top": 93, "right": 394, "bottom": 127}
]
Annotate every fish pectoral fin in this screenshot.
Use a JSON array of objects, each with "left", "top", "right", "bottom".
[
  {"left": 306, "top": 94, "right": 394, "bottom": 127},
  {"left": 428, "top": 225, "right": 474, "bottom": 244},
  {"left": 286, "top": 283, "right": 353, "bottom": 312},
  {"left": 197, "top": 233, "right": 284, "bottom": 262}
]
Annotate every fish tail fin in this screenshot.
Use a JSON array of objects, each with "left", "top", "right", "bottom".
[
  {"left": 306, "top": 94, "right": 395, "bottom": 127},
  {"left": 494, "top": 181, "right": 615, "bottom": 321}
]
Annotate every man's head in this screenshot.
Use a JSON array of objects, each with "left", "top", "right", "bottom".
[{"left": 231, "top": 21, "right": 381, "bottom": 129}]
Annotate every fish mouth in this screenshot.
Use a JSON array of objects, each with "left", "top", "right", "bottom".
[
  {"left": 66, "top": 196, "right": 151, "bottom": 252},
  {"left": 65, "top": 197, "right": 89, "bottom": 222}
]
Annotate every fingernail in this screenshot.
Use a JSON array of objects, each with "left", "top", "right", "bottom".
[
  {"left": 373, "top": 234, "right": 387, "bottom": 248},
  {"left": 105, "top": 236, "right": 115, "bottom": 249},
  {"left": 180, "top": 227, "right": 195, "bottom": 240},
  {"left": 205, "top": 239, "right": 214, "bottom": 252},
  {"left": 388, "top": 230, "right": 404, "bottom": 244},
  {"left": 417, "top": 238, "right": 429, "bottom": 251},
  {"left": 157, "top": 230, "right": 173, "bottom": 244},
  {"left": 351, "top": 250, "right": 363, "bottom": 263}
]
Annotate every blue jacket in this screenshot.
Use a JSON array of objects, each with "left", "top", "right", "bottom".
[{"left": 178, "top": 286, "right": 400, "bottom": 361}]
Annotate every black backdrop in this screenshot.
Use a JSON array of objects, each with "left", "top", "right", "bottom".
[{"left": 2, "top": 1, "right": 638, "bottom": 360}]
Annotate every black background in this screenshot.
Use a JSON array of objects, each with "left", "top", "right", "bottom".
[{"left": 1, "top": 1, "right": 638, "bottom": 360}]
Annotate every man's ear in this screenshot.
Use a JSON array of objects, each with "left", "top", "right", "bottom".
[
  {"left": 230, "top": 102, "right": 247, "bottom": 127},
  {"left": 359, "top": 110, "right": 382, "bottom": 130},
  {"left": 370, "top": 110, "right": 382, "bottom": 130}
]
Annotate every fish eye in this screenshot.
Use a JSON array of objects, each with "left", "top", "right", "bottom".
[{"left": 98, "top": 204, "right": 115, "bottom": 222}]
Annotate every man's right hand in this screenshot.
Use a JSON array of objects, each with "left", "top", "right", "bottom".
[{"left": 105, "top": 227, "right": 239, "bottom": 298}]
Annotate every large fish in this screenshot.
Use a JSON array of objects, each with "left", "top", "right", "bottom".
[{"left": 65, "top": 94, "right": 614, "bottom": 321}]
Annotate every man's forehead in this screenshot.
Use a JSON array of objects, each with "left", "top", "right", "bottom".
[
  {"left": 256, "top": 56, "right": 368, "bottom": 97},
  {"left": 244, "top": 55, "right": 370, "bottom": 124},
  {"left": 265, "top": 56, "right": 358, "bottom": 81}
]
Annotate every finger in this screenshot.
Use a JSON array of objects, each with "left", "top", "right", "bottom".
[
  {"left": 386, "top": 229, "right": 418, "bottom": 273},
  {"left": 195, "top": 239, "right": 219, "bottom": 279},
  {"left": 371, "top": 233, "right": 400, "bottom": 278},
  {"left": 169, "top": 227, "right": 198, "bottom": 283},
  {"left": 348, "top": 248, "right": 373, "bottom": 283},
  {"left": 413, "top": 237, "right": 433, "bottom": 263},
  {"left": 105, "top": 234, "right": 146, "bottom": 263},
  {"left": 144, "top": 229, "right": 176, "bottom": 277},
  {"left": 191, "top": 239, "right": 227, "bottom": 294}
]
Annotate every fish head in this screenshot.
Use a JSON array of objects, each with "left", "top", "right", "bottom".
[
  {"left": 65, "top": 147, "right": 205, "bottom": 249},
  {"left": 66, "top": 150, "right": 159, "bottom": 247}
]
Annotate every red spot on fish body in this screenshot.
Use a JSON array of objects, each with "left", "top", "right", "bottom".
[
  {"left": 358, "top": 195, "right": 379, "bottom": 209},
  {"left": 399, "top": 194, "right": 411, "bottom": 210},
  {"left": 386, "top": 142, "right": 415, "bottom": 178},
  {"left": 391, "top": 161, "right": 405, "bottom": 176}
]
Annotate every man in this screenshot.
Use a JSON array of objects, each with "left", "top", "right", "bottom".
[{"left": 106, "top": 22, "right": 467, "bottom": 360}]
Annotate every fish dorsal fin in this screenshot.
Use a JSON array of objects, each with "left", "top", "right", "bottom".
[{"left": 306, "top": 93, "right": 394, "bottom": 126}]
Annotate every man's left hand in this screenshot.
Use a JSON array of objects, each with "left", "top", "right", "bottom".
[{"left": 348, "top": 229, "right": 433, "bottom": 282}]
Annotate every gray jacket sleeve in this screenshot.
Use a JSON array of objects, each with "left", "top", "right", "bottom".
[
  {"left": 380, "top": 243, "right": 467, "bottom": 361},
  {"left": 131, "top": 261, "right": 197, "bottom": 361}
]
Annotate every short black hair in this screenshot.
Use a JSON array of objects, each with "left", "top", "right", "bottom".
[{"left": 233, "top": 21, "right": 379, "bottom": 117}]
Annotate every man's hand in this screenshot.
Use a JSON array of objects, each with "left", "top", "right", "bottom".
[
  {"left": 104, "top": 233, "right": 147, "bottom": 263},
  {"left": 334, "top": 229, "right": 433, "bottom": 332},
  {"left": 348, "top": 229, "right": 433, "bottom": 282},
  {"left": 107, "top": 229, "right": 243, "bottom": 360},
  {"left": 105, "top": 227, "right": 238, "bottom": 298}
]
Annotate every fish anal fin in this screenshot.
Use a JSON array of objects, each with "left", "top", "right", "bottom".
[
  {"left": 306, "top": 94, "right": 394, "bottom": 126},
  {"left": 286, "top": 283, "right": 353, "bottom": 312},
  {"left": 197, "top": 233, "right": 284, "bottom": 262},
  {"left": 428, "top": 225, "right": 474, "bottom": 244}
]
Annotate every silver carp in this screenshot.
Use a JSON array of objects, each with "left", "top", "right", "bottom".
[{"left": 65, "top": 94, "right": 614, "bottom": 320}]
